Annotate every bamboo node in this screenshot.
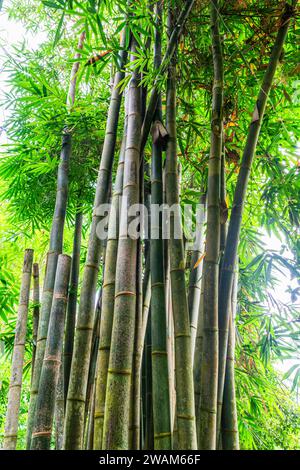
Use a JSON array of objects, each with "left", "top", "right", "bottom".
[
  {"left": 177, "top": 414, "right": 195, "bottom": 421},
  {"left": 200, "top": 407, "right": 217, "bottom": 415},
  {"left": 32, "top": 430, "right": 52, "bottom": 437},
  {"left": 67, "top": 397, "right": 86, "bottom": 403},
  {"left": 151, "top": 350, "right": 168, "bottom": 356},
  {"left": 108, "top": 368, "right": 131, "bottom": 376},
  {"left": 76, "top": 326, "right": 93, "bottom": 332},
  {"left": 175, "top": 333, "right": 191, "bottom": 339},
  {"left": 85, "top": 262, "right": 99, "bottom": 271},
  {"left": 103, "top": 281, "right": 115, "bottom": 288},
  {"left": 151, "top": 282, "right": 164, "bottom": 288},
  {"left": 54, "top": 293, "right": 67, "bottom": 300},
  {"left": 151, "top": 178, "right": 163, "bottom": 185},
  {"left": 170, "top": 267, "right": 185, "bottom": 273},
  {"left": 115, "top": 290, "right": 136, "bottom": 299},
  {"left": 44, "top": 355, "right": 61, "bottom": 363}
]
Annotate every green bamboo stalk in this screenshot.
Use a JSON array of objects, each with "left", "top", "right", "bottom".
[
  {"left": 31, "top": 254, "right": 71, "bottom": 450},
  {"left": 63, "top": 210, "right": 83, "bottom": 403},
  {"left": 221, "top": 269, "right": 239, "bottom": 450},
  {"left": 55, "top": 363, "right": 64, "bottom": 450},
  {"left": 188, "top": 194, "right": 206, "bottom": 361},
  {"left": 31, "top": 263, "right": 40, "bottom": 384},
  {"left": 26, "top": 32, "right": 85, "bottom": 448},
  {"left": 217, "top": 3, "right": 295, "bottom": 438},
  {"left": 93, "top": 101, "right": 128, "bottom": 450},
  {"left": 3, "top": 249, "right": 33, "bottom": 450},
  {"left": 150, "top": 0, "right": 172, "bottom": 451},
  {"left": 84, "top": 285, "right": 102, "bottom": 443},
  {"left": 165, "top": 6, "right": 197, "bottom": 450},
  {"left": 85, "top": 380, "right": 96, "bottom": 449},
  {"left": 83, "top": 286, "right": 102, "bottom": 447},
  {"left": 144, "top": 317, "right": 154, "bottom": 450},
  {"left": 139, "top": 255, "right": 151, "bottom": 449},
  {"left": 198, "top": 0, "right": 223, "bottom": 449},
  {"left": 131, "top": 237, "right": 143, "bottom": 449},
  {"left": 63, "top": 35, "right": 128, "bottom": 450},
  {"left": 102, "top": 37, "right": 142, "bottom": 450},
  {"left": 193, "top": 262, "right": 204, "bottom": 440}
]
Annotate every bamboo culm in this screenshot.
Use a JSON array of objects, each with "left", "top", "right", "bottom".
[
  {"left": 63, "top": 34, "right": 128, "bottom": 450},
  {"left": 31, "top": 263, "right": 40, "bottom": 383},
  {"left": 150, "top": 0, "right": 172, "bottom": 451},
  {"left": 3, "top": 249, "right": 34, "bottom": 450},
  {"left": 102, "top": 37, "right": 142, "bottom": 450},
  {"left": 31, "top": 254, "right": 71, "bottom": 450},
  {"left": 198, "top": 0, "right": 223, "bottom": 449},
  {"left": 55, "top": 363, "right": 64, "bottom": 450},
  {"left": 63, "top": 210, "right": 83, "bottom": 403},
  {"left": 93, "top": 97, "right": 128, "bottom": 450},
  {"left": 217, "top": 3, "right": 295, "bottom": 437},
  {"left": 188, "top": 194, "right": 206, "bottom": 361},
  {"left": 165, "top": 7, "right": 197, "bottom": 450},
  {"left": 141, "top": 0, "right": 195, "bottom": 152},
  {"left": 221, "top": 268, "right": 239, "bottom": 450},
  {"left": 26, "top": 32, "right": 85, "bottom": 448}
]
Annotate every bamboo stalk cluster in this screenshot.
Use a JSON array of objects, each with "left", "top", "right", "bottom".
[{"left": 3, "top": 0, "right": 295, "bottom": 451}]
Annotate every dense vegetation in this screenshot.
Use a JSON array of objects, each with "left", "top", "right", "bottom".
[{"left": 0, "top": 0, "right": 299, "bottom": 450}]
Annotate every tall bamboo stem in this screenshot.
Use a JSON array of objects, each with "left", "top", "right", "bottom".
[
  {"left": 102, "top": 37, "right": 141, "bottom": 450},
  {"left": 26, "top": 32, "right": 85, "bottom": 448},
  {"left": 165, "top": 6, "right": 197, "bottom": 450},
  {"left": 188, "top": 194, "right": 206, "bottom": 361},
  {"left": 31, "top": 263, "right": 40, "bottom": 383},
  {"left": 93, "top": 100, "right": 128, "bottom": 450},
  {"left": 3, "top": 249, "right": 33, "bottom": 450},
  {"left": 64, "top": 35, "right": 128, "bottom": 450},
  {"left": 150, "top": 0, "right": 172, "bottom": 450},
  {"left": 198, "top": 0, "right": 223, "bottom": 449},
  {"left": 55, "top": 363, "right": 64, "bottom": 450},
  {"left": 141, "top": 0, "right": 195, "bottom": 152},
  {"left": 31, "top": 254, "right": 71, "bottom": 450},
  {"left": 63, "top": 210, "right": 83, "bottom": 403},
  {"left": 221, "top": 269, "right": 239, "bottom": 450},
  {"left": 217, "top": 3, "right": 294, "bottom": 436}
]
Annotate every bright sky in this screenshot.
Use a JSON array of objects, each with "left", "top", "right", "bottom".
[{"left": 0, "top": 4, "right": 299, "bottom": 393}]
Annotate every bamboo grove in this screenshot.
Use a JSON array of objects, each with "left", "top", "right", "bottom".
[{"left": 0, "top": 0, "right": 300, "bottom": 451}]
